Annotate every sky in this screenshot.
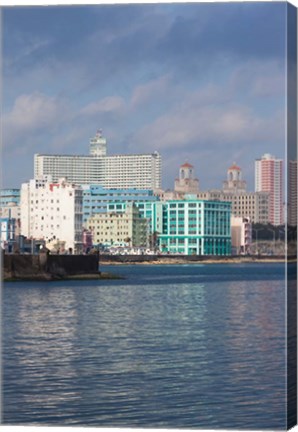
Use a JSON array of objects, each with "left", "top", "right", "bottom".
[{"left": 2, "top": 1, "right": 288, "bottom": 191}]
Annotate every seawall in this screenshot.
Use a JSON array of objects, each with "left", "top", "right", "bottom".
[
  {"left": 99, "top": 254, "right": 286, "bottom": 265},
  {"left": 3, "top": 253, "right": 100, "bottom": 281}
]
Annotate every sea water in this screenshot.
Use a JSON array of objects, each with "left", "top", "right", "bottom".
[{"left": 2, "top": 263, "right": 287, "bottom": 429}]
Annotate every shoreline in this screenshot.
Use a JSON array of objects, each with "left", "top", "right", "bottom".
[
  {"left": 4, "top": 271, "right": 124, "bottom": 282},
  {"left": 99, "top": 256, "right": 289, "bottom": 266}
]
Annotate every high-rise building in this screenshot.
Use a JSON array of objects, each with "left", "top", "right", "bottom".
[
  {"left": 288, "top": 159, "right": 297, "bottom": 227},
  {"left": 20, "top": 177, "right": 83, "bottom": 253},
  {"left": 34, "top": 131, "right": 162, "bottom": 190},
  {"left": 255, "top": 153, "right": 283, "bottom": 225}
]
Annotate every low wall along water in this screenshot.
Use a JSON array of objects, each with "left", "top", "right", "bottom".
[{"left": 3, "top": 252, "right": 100, "bottom": 281}]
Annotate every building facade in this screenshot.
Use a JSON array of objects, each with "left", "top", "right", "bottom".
[
  {"left": 156, "top": 163, "right": 269, "bottom": 224},
  {"left": 196, "top": 190, "right": 269, "bottom": 224},
  {"left": 288, "top": 159, "right": 297, "bottom": 227},
  {"left": 231, "top": 216, "right": 252, "bottom": 255},
  {"left": 174, "top": 162, "right": 199, "bottom": 194},
  {"left": 107, "top": 199, "right": 231, "bottom": 255},
  {"left": 255, "top": 153, "right": 283, "bottom": 225},
  {"left": 0, "top": 189, "right": 21, "bottom": 220},
  {"left": 87, "top": 204, "right": 149, "bottom": 248},
  {"left": 158, "top": 200, "right": 231, "bottom": 255},
  {"left": 222, "top": 163, "right": 247, "bottom": 193},
  {"left": 89, "top": 129, "right": 107, "bottom": 156},
  {"left": 0, "top": 217, "right": 17, "bottom": 252},
  {"left": 20, "top": 177, "right": 83, "bottom": 253},
  {"left": 82, "top": 185, "right": 159, "bottom": 225},
  {"left": 34, "top": 131, "right": 162, "bottom": 190}
]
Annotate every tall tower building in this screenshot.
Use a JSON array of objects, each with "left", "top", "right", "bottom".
[
  {"left": 89, "top": 129, "right": 107, "bottom": 156},
  {"left": 174, "top": 162, "right": 199, "bottom": 194},
  {"left": 255, "top": 153, "right": 283, "bottom": 226},
  {"left": 288, "top": 159, "right": 297, "bottom": 227},
  {"left": 222, "top": 163, "right": 247, "bottom": 193}
]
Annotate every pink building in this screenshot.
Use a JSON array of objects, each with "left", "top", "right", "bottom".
[
  {"left": 288, "top": 159, "right": 297, "bottom": 227},
  {"left": 255, "top": 153, "right": 283, "bottom": 226}
]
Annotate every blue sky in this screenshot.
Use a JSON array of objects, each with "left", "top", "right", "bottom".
[{"left": 2, "top": 2, "right": 287, "bottom": 190}]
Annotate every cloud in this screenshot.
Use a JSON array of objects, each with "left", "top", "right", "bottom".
[
  {"left": 131, "top": 74, "right": 171, "bottom": 108},
  {"left": 131, "top": 91, "right": 284, "bottom": 154},
  {"left": 3, "top": 92, "right": 71, "bottom": 154},
  {"left": 81, "top": 96, "right": 126, "bottom": 116},
  {"left": 229, "top": 60, "right": 285, "bottom": 98}
]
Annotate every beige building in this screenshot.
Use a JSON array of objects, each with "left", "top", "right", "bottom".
[
  {"left": 87, "top": 204, "right": 149, "bottom": 247},
  {"left": 196, "top": 190, "right": 270, "bottom": 224},
  {"left": 174, "top": 162, "right": 199, "bottom": 194},
  {"left": 156, "top": 162, "right": 270, "bottom": 224},
  {"left": 222, "top": 163, "right": 247, "bottom": 193},
  {"left": 231, "top": 216, "right": 252, "bottom": 255}
]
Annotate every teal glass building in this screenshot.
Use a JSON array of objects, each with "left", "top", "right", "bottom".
[
  {"left": 107, "top": 199, "right": 231, "bottom": 256},
  {"left": 158, "top": 200, "right": 231, "bottom": 255}
]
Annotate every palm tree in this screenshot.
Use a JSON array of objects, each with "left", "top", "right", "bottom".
[{"left": 124, "top": 237, "right": 131, "bottom": 247}]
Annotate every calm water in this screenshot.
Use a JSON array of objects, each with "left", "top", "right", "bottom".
[{"left": 2, "top": 263, "right": 287, "bottom": 429}]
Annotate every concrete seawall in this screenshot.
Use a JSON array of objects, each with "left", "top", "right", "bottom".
[
  {"left": 3, "top": 253, "right": 100, "bottom": 281},
  {"left": 99, "top": 254, "right": 286, "bottom": 264}
]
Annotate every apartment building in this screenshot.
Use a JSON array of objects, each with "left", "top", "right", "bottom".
[
  {"left": 0, "top": 189, "right": 21, "bottom": 219},
  {"left": 255, "top": 153, "right": 283, "bottom": 225},
  {"left": 194, "top": 190, "right": 269, "bottom": 224},
  {"left": 20, "top": 177, "right": 83, "bottom": 253},
  {"left": 288, "top": 159, "right": 297, "bottom": 227},
  {"left": 81, "top": 185, "right": 159, "bottom": 225},
  {"left": 34, "top": 131, "right": 162, "bottom": 190},
  {"left": 0, "top": 217, "right": 17, "bottom": 252},
  {"left": 87, "top": 204, "right": 149, "bottom": 247}
]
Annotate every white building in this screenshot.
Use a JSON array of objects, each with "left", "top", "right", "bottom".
[
  {"left": 20, "top": 177, "right": 83, "bottom": 253},
  {"left": 231, "top": 216, "right": 252, "bottom": 255},
  {"left": 34, "top": 131, "right": 162, "bottom": 190},
  {"left": 89, "top": 129, "right": 107, "bottom": 156},
  {"left": 255, "top": 153, "right": 283, "bottom": 226}
]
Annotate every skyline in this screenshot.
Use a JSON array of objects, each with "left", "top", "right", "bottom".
[{"left": 2, "top": 2, "right": 287, "bottom": 190}]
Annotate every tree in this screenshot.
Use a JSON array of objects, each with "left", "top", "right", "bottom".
[{"left": 124, "top": 237, "right": 131, "bottom": 247}]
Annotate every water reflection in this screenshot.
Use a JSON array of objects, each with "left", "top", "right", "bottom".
[{"left": 2, "top": 264, "right": 286, "bottom": 429}]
